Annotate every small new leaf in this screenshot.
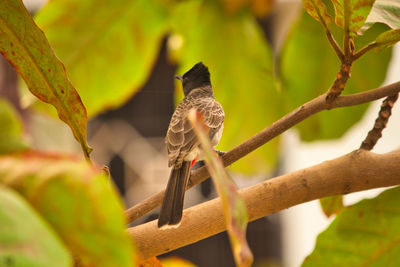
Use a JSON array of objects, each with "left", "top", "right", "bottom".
[
  {"left": 319, "top": 195, "right": 344, "bottom": 217},
  {"left": 332, "top": 0, "right": 376, "bottom": 35},
  {"left": 375, "top": 28, "right": 400, "bottom": 48},
  {"left": 302, "top": 0, "right": 333, "bottom": 26}
]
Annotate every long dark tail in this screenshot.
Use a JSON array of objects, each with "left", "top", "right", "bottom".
[{"left": 158, "top": 161, "right": 191, "bottom": 228}]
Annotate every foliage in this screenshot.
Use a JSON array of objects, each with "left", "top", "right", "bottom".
[
  {"left": 34, "top": 0, "right": 280, "bottom": 173},
  {"left": 0, "top": 186, "right": 71, "bottom": 267},
  {"left": 34, "top": 0, "right": 170, "bottom": 118},
  {"left": 282, "top": 6, "right": 391, "bottom": 141},
  {"left": 304, "top": 187, "right": 400, "bottom": 266},
  {"left": 0, "top": 99, "right": 28, "bottom": 154},
  {"left": 319, "top": 195, "right": 344, "bottom": 217},
  {"left": 30, "top": 0, "right": 397, "bottom": 172},
  {"left": 0, "top": 153, "right": 135, "bottom": 266},
  {"left": 330, "top": 0, "right": 375, "bottom": 35},
  {"left": 0, "top": 0, "right": 91, "bottom": 159},
  {"left": 0, "top": 0, "right": 399, "bottom": 265},
  {"left": 300, "top": 0, "right": 400, "bottom": 264},
  {"left": 362, "top": 0, "right": 400, "bottom": 32},
  {"left": 160, "top": 257, "right": 197, "bottom": 267}
]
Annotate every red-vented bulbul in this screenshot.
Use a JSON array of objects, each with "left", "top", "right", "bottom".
[{"left": 158, "top": 62, "right": 225, "bottom": 228}]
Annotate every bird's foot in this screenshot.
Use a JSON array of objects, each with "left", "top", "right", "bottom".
[{"left": 215, "top": 150, "right": 226, "bottom": 157}]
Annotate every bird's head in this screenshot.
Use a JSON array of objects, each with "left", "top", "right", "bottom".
[{"left": 175, "top": 62, "right": 211, "bottom": 96}]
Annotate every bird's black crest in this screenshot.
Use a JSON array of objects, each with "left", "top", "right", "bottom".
[
  {"left": 183, "top": 62, "right": 210, "bottom": 81},
  {"left": 180, "top": 62, "right": 211, "bottom": 95}
]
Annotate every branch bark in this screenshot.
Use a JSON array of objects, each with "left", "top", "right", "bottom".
[
  {"left": 124, "top": 81, "right": 400, "bottom": 223},
  {"left": 325, "top": 62, "right": 352, "bottom": 103},
  {"left": 128, "top": 150, "right": 400, "bottom": 258},
  {"left": 360, "top": 93, "right": 399, "bottom": 150}
]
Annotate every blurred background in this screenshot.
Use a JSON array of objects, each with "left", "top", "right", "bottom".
[{"left": 1, "top": 0, "right": 399, "bottom": 266}]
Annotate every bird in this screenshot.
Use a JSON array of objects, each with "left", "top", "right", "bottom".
[{"left": 158, "top": 62, "right": 225, "bottom": 228}]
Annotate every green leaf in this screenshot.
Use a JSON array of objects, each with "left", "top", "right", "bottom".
[
  {"left": 170, "top": 0, "right": 280, "bottom": 173},
  {"left": 0, "top": 153, "right": 135, "bottom": 267},
  {"left": 161, "top": 257, "right": 197, "bottom": 267},
  {"left": 361, "top": 0, "right": 400, "bottom": 33},
  {"left": 0, "top": 0, "right": 91, "bottom": 159},
  {"left": 303, "top": 186, "right": 400, "bottom": 266},
  {"left": 0, "top": 98, "right": 29, "bottom": 154},
  {"left": 319, "top": 195, "right": 344, "bottom": 217},
  {"left": 331, "top": 0, "right": 376, "bottom": 35},
  {"left": 35, "top": 0, "right": 170, "bottom": 117},
  {"left": 188, "top": 110, "right": 253, "bottom": 267},
  {"left": 280, "top": 12, "right": 391, "bottom": 141},
  {"left": 0, "top": 186, "right": 72, "bottom": 267},
  {"left": 375, "top": 28, "right": 400, "bottom": 48},
  {"left": 302, "top": 0, "right": 333, "bottom": 25}
]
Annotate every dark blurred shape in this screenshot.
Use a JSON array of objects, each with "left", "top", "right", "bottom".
[
  {"left": 0, "top": 57, "right": 19, "bottom": 107},
  {"left": 109, "top": 154, "right": 125, "bottom": 196},
  {"left": 193, "top": 161, "right": 213, "bottom": 198},
  {"left": 0, "top": 56, "right": 29, "bottom": 125},
  {"left": 93, "top": 38, "right": 175, "bottom": 201},
  {"left": 98, "top": 39, "right": 175, "bottom": 137},
  {"left": 200, "top": 171, "right": 213, "bottom": 198},
  {"left": 161, "top": 215, "right": 282, "bottom": 267},
  {"left": 248, "top": 215, "right": 282, "bottom": 265},
  {"left": 144, "top": 213, "right": 159, "bottom": 224},
  {"left": 165, "top": 230, "right": 235, "bottom": 267}
]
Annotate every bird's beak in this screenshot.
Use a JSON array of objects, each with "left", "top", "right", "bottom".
[{"left": 175, "top": 75, "right": 183, "bottom": 81}]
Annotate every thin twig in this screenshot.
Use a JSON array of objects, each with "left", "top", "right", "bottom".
[
  {"left": 326, "top": 4, "right": 355, "bottom": 104},
  {"left": 325, "top": 31, "right": 344, "bottom": 62},
  {"left": 360, "top": 93, "right": 399, "bottom": 150},
  {"left": 325, "top": 0, "right": 355, "bottom": 103},
  {"left": 124, "top": 81, "right": 400, "bottom": 223},
  {"left": 352, "top": 42, "right": 379, "bottom": 61},
  {"left": 343, "top": 0, "right": 351, "bottom": 58},
  {"left": 309, "top": 0, "right": 344, "bottom": 61},
  {"left": 128, "top": 150, "right": 400, "bottom": 258},
  {"left": 82, "top": 144, "right": 92, "bottom": 165}
]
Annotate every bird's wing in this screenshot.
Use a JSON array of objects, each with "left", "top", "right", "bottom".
[{"left": 166, "top": 96, "right": 224, "bottom": 167}]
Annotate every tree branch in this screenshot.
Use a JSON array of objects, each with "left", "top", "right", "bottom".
[
  {"left": 325, "top": 0, "right": 355, "bottom": 102},
  {"left": 128, "top": 150, "right": 400, "bottom": 258},
  {"left": 124, "top": 81, "right": 400, "bottom": 223},
  {"left": 325, "top": 30, "right": 344, "bottom": 62},
  {"left": 360, "top": 93, "right": 399, "bottom": 150},
  {"left": 352, "top": 42, "right": 379, "bottom": 61},
  {"left": 309, "top": 0, "right": 344, "bottom": 61},
  {"left": 325, "top": 62, "right": 352, "bottom": 103},
  {"left": 343, "top": 0, "right": 351, "bottom": 59}
]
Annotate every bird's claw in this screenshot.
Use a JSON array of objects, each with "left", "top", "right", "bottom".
[{"left": 215, "top": 150, "right": 226, "bottom": 157}]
